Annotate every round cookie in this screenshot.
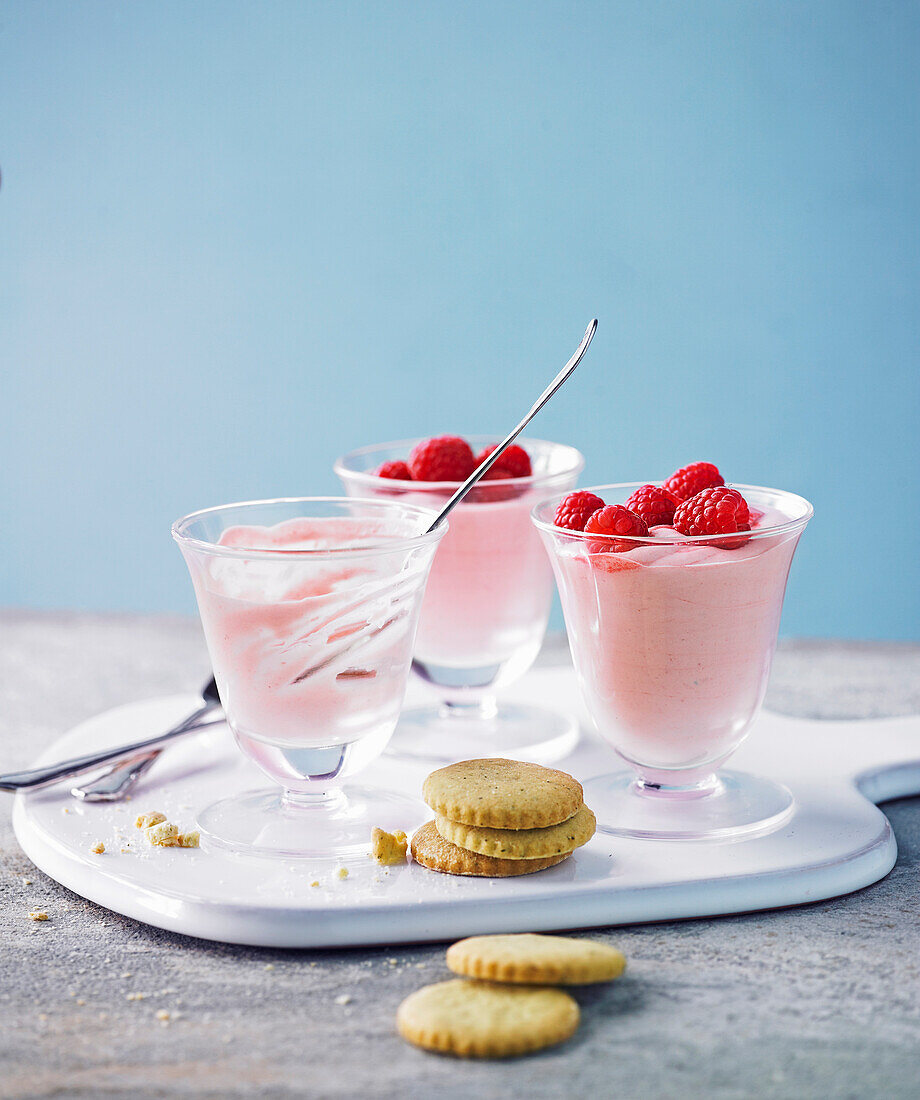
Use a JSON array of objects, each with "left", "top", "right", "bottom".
[
  {"left": 410, "top": 821, "right": 569, "bottom": 878},
  {"left": 436, "top": 803, "right": 596, "bottom": 860},
  {"left": 446, "top": 933, "right": 626, "bottom": 986},
  {"left": 422, "top": 758, "right": 583, "bottom": 830},
  {"left": 397, "top": 978, "right": 579, "bottom": 1058}
]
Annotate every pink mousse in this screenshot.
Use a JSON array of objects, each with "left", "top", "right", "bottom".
[
  {"left": 552, "top": 506, "right": 802, "bottom": 784},
  {"left": 186, "top": 518, "right": 422, "bottom": 747},
  {"left": 382, "top": 484, "right": 554, "bottom": 673}
]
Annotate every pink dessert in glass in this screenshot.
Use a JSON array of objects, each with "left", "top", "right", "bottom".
[
  {"left": 173, "top": 498, "right": 443, "bottom": 858},
  {"left": 335, "top": 436, "right": 584, "bottom": 762},
  {"left": 533, "top": 466, "right": 813, "bottom": 839},
  {"left": 194, "top": 517, "right": 424, "bottom": 762}
]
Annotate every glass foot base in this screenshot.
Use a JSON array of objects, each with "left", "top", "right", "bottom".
[
  {"left": 385, "top": 703, "right": 579, "bottom": 765},
  {"left": 584, "top": 770, "right": 794, "bottom": 841},
  {"left": 197, "top": 785, "right": 427, "bottom": 860}
]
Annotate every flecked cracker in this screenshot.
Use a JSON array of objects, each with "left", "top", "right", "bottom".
[
  {"left": 446, "top": 933, "right": 626, "bottom": 986},
  {"left": 436, "top": 803, "right": 596, "bottom": 860},
  {"left": 422, "top": 758, "right": 583, "bottom": 830},
  {"left": 410, "top": 821, "right": 569, "bottom": 878},
  {"left": 396, "top": 978, "right": 579, "bottom": 1058}
]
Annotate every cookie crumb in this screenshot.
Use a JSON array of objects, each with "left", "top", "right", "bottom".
[
  {"left": 310, "top": 880, "right": 320, "bottom": 888},
  {"left": 22, "top": 878, "right": 32, "bottom": 886},
  {"left": 146, "top": 821, "right": 179, "bottom": 847},
  {"left": 135, "top": 811, "right": 167, "bottom": 830},
  {"left": 334, "top": 994, "right": 352, "bottom": 1006},
  {"left": 371, "top": 827, "right": 408, "bottom": 865},
  {"left": 29, "top": 911, "right": 49, "bottom": 921},
  {"left": 90, "top": 841, "right": 105, "bottom": 855},
  {"left": 156, "top": 1010, "right": 170, "bottom": 1023},
  {"left": 264, "top": 964, "right": 275, "bottom": 971},
  {"left": 176, "top": 831, "right": 200, "bottom": 848},
  {"left": 76, "top": 999, "right": 86, "bottom": 1006},
  {"left": 336, "top": 867, "right": 349, "bottom": 880}
]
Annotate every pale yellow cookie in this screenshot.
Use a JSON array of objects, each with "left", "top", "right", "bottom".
[
  {"left": 396, "top": 979, "right": 579, "bottom": 1058},
  {"left": 410, "top": 821, "right": 568, "bottom": 878},
  {"left": 422, "top": 758, "right": 583, "bottom": 830},
  {"left": 436, "top": 803, "right": 596, "bottom": 859},
  {"left": 371, "top": 827, "right": 408, "bottom": 865},
  {"left": 446, "top": 933, "right": 626, "bottom": 986}
]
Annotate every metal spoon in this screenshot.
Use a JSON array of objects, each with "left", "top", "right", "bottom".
[
  {"left": 74, "top": 677, "right": 225, "bottom": 800},
  {"left": 0, "top": 678, "right": 223, "bottom": 794},
  {"left": 72, "top": 750, "right": 162, "bottom": 802},
  {"left": 426, "top": 318, "right": 597, "bottom": 531}
]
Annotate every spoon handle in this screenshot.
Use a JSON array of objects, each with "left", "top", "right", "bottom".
[
  {"left": 0, "top": 699, "right": 222, "bottom": 793},
  {"left": 427, "top": 319, "right": 597, "bottom": 532}
]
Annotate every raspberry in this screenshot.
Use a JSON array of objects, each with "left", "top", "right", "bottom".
[
  {"left": 553, "top": 491, "right": 606, "bottom": 532},
  {"left": 663, "top": 462, "right": 724, "bottom": 502},
  {"left": 408, "top": 436, "right": 475, "bottom": 482},
  {"left": 672, "top": 487, "right": 751, "bottom": 547},
  {"left": 376, "top": 460, "right": 411, "bottom": 480},
  {"left": 583, "top": 505, "right": 649, "bottom": 553},
  {"left": 474, "top": 444, "right": 532, "bottom": 478},
  {"left": 471, "top": 464, "right": 519, "bottom": 503},
  {"left": 624, "top": 484, "right": 679, "bottom": 528}
]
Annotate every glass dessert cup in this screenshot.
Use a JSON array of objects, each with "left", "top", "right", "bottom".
[
  {"left": 533, "top": 483, "right": 813, "bottom": 840},
  {"left": 335, "top": 437, "right": 584, "bottom": 763},
  {"left": 172, "top": 496, "right": 444, "bottom": 858}
]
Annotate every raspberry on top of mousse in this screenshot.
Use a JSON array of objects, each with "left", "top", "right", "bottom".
[
  {"left": 552, "top": 461, "right": 756, "bottom": 552},
  {"left": 373, "top": 436, "right": 534, "bottom": 485},
  {"left": 624, "top": 484, "right": 678, "bottom": 528},
  {"left": 663, "top": 461, "right": 724, "bottom": 502},
  {"left": 552, "top": 491, "right": 606, "bottom": 532},
  {"left": 408, "top": 436, "right": 476, "bottom": 482},
  {"left": 673, "top": 486, "right": 751, "bottom": 544},
  {"left": 584, "top": 505, "right": 650, "bottom": 554},
  {"left": 474, "top": 443, "right": 532, "bottom": 479},
  {"left": 377, "top": 460, "right": 412, "bottom": 481}
]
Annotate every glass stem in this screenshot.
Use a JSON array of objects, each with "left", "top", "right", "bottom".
[
  {"left": 281, "top": 787, "right": 348, "bottom": 813},
  {"left": 439, "top": 696, "right": 498, "bottom": 722},
  {"left": 634, "top": 774, "right": 722, "bottom": 800}
]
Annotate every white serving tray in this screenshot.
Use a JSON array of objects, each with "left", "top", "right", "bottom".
[{"left": 12, "top": 667, "right": 920, "bottom": 948}]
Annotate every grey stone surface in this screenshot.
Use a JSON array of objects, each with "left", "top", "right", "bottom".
[{"left": 1, "top": 609, "right": 919, "bottom": 1100}]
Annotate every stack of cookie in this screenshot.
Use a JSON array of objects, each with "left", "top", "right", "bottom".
[
  {"left": 411, "top": 759, "right": 595, "bottom": 877},
  {"left": 397, "top": 932, "right": 626, "bottom": 1058}
]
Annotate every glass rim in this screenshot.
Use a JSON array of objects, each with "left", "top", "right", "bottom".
[
  {"left": 171, "top": 495, "right": 446, "bottom": 561},
  {"left": 333, "top": 435, "right": 585, "bottom": 490},
  {"left": 531, "top": 482, "right": 814, "bottom": 545}
]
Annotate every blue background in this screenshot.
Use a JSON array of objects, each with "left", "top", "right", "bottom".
[{"left": 2, "top": 1, "right": 918, "bottom": 639}]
